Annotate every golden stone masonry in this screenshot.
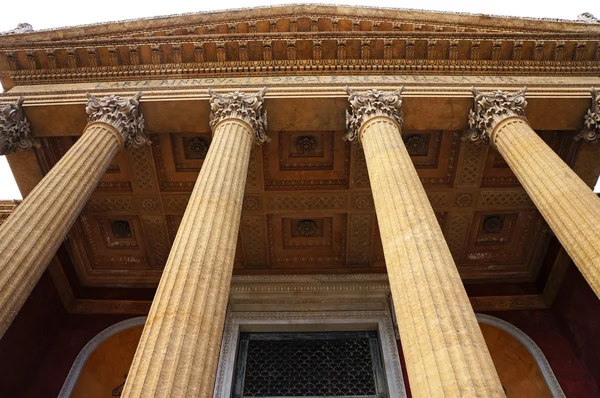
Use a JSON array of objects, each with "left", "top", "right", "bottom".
[{"left": 0, "top": 4, "right": 599, "bottom": 398}]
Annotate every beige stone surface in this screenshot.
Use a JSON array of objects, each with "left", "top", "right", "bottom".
[
  {"left": 359, "top": 115, "right": 504, "bottom": 397},
  {"left": 491, "top": 117, "right": 600, "bottom": 297},
  {"left": 121, "top": 118, "right": 254, "bottom": 397},
  {"left": 0, "top": 122, "right": 122, "bottom": 338}
]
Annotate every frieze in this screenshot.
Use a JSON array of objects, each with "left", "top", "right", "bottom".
[{"left": 5, "top": 75, "right": 600, "bottom": 100}]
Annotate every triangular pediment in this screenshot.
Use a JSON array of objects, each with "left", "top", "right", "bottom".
[
  {"left": 1, "top": 4, "right": 599, "bottom": 88},
  {"left": 1, "top": 4, "right": 598, "bottom": 42}
]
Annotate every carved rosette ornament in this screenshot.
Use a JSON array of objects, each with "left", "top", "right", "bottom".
[
  {"left": 576, "top": 87, "right": 600, "bottom": 143},
  {"left": 467, "top": 87, "right": 528, "bottom": 145},
  {"left": 0, "top": 97, "right": 39, "bottom": 155},
  {"left": 344, "top": 87, "right": 404, "bottom": 142},
  {"left": 208, "top": 87, "right": 269, "bottom": 144},
  {"left": 85, "top": 91, "right": 149, "bottom": 148}
]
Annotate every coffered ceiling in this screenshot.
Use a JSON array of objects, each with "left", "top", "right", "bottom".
[{"left": 31, "top": 125, "right": 581, "bottom": 290}]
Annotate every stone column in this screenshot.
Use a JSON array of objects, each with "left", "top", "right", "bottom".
[
  {"left": 345, "top": 88, "right": 504, "bottom": 397},
  {"left": 122, "top": 88, "right": 268, "bottom": 398},
  {"left": 469, "top": 87, "right": 600, "bottom": 298},
  {"left": 0, "top": 93, "right": 147, "bottom": 338}
]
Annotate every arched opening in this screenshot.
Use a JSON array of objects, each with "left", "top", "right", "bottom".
[
  {"left": 477, "top": 314, "right": 565, "bottom": 398},
  {"left": 58, "top": 317, "right": 145, "bottom": 398},
  {"left": 59, "top": 314, "right": 566, "bottom": 398}
]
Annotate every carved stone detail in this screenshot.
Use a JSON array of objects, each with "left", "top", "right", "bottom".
[
  {"left": 183, "top": 136, "right": 209, "bottom": 159},
  {"left": 297, "top": 220, "right": 317, "bottom": 237},
  {"left": 454, "top": 193, "right": 473, "bottom": 207},
  {"left": 578, "top": 12, "right": 600, "bottom": 23},
  {"left": 208, "top": 87, "right": 269, "bottom": 144},
  {"left": 345, "top": 87, "right": 404, "bottom": 142},
  {"left": 482, "top": 215, "right": 505, "bottom": 234},
  {"left": 467, "top": 87, "right": 528, "bottom": 145},
  {"left": 479, "top": 191, "right": 533, "bottom": 207},
  {"left": 347, "top": 214, "right": 373, "bottom": 267},
  {"left": 141, "top": 215, "right": 169, "bottom": 268},
  {"left": 85, "top": 92, "right": 149, "bottom": 148},
  {"left": 242, "top": 196, "right": 261, "bottom": 212},
  {"left": 241, "top": 215, "right": 268, "bottom": 268},
  {"left": 404, "top": 134, "right": 429, "bottom": 156},
  {"left": 85, "top": 196, "right": 135, "bottom": 214},
  {"left": 444, "top": 212, "right": 472, "bottom": 261},
  {"left": 0, "top": 97, "right": 38, "bottom": 155},
  {"left": 576, "top": 87, "right": 600, "bottom": 142},
  {"left": 0, "top": 23, "right": 33, "bottom": 35},
  {"left": 295, "top": 135, "right": 317, "bottom": 155},
  {"left": 267, "top": 194, "right": 346, "bottom": 211}
]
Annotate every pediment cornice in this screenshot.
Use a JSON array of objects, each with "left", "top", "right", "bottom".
[{"left": 1, "top": 5, "right": 600, "bottom": 86}]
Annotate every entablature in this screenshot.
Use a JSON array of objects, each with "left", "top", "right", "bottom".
[{"left": 1, "top": 74, "right": 596, "bottom": 137}]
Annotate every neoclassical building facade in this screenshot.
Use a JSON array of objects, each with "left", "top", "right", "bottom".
[{"left": 0, "top": 5, "right": 600, "bottom": 398}]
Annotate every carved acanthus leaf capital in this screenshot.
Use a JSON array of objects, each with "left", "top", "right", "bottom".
[
  {"left": 208, "top": 87, "right": 269, "bottom": 144},
  {"left": 467, "top": 87, "right": 528, "bottom": 144},
  {"left": 344, "top": 87, "right": 404, "bottom": 142},
  {"left": 576, "top": 87, "right": 600, "bottom": 143},
  {"left": 0, "top": 97, "right": 39, "bottom": 155},
  {"left": 85, "top": 92, "right": 149, "bottom": 148}
]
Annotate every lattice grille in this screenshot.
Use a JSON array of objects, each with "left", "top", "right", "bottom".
[{"left": 234, "top": 332, "right": 387, "bottom": 398}]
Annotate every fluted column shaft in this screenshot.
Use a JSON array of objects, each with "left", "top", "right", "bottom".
[
  {"left": 469, "top": 87, "right": 600, "bottom": 298},
  {"left": 360, "top": 116, "right": 503, "bottom": 397},
  {"left": 491, "top": 117, "right": 600, "bottom": 296},
  {"left": 0, "top": 122, "right": 122, "bottom": 337},
  {"left": 122, "top": 108, "right": 261, "bottom": 395}
]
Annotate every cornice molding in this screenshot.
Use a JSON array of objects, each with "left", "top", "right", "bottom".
[
  {"left": 345, "top": 87, "right": 404, "bottom": 142},
  {"left": 208, "top": 87, "right": 269, "bottom": 144},
  {"left": 85, "top": 91, "right": 149, "bottom": 148},
  {"left": 1, "top": 4, "right": 597, "bottom": 45},
  {"left": 0, "top": 96, "right": 38, "bottom": 155},
  {"left": 467, "top": 87, "right": 528, "bottom": 145},
  {"left": 576, "top": 87, "right": 600, "bottom": 142}
]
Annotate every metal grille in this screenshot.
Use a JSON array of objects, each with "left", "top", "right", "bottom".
[{"left": 232, "top": 332, "right": 388, "bottom": 398}]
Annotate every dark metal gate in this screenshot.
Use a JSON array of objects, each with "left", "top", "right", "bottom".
[{"left": 232, "top": 331, "right": 388, "bottom": 398}]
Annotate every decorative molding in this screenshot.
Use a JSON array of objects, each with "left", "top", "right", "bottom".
[
  {"left": 576, "top": 87, "right": 600, "bottom": 142},
  {"left": 57, "top": 316, "right": 147, "bottom": 398},
  {"left": 85, "top": 91, "right": 149, "bottom": 148},
  {"left": 345, "top": 87, "right": 404, "bottom": 142},
  {"left": 0, "top": 97, "right": 38, "bottom": 155},
  {"left": 476, "top": 314, "right": 566, "bottom": 398},
  {"left": 467, "top": 87, "right": 528, "bottom": 145},
  {"left": 60, "top": 274, "right": 550, "bottom": 314},
  {"left": 214, "top": 311, "right": 407, "bottom": 398},
  {"left": 208, "top": 87, "right": 269, "bottom": 144}
]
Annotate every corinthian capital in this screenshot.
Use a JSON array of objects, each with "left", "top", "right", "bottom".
[
  {"left": 85, "top": 92, "right": 149, "bottom": 148},
  {"left": 344, "top": 87, "right": 404, "bottom": 142},
  {"left": 0, "top": 97, "right": 38, "bottom": 155},
  {"left": 467, "top": 87, "right": 527, "bottom": 144},
  {"left": 576, "top": 87, "right": 600, "bottom": 143},
  {"left": 208, "top": 87, "right": 269, "bottom": 144}
]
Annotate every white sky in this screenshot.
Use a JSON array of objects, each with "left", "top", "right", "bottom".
[{"left": 1, "top": 0, "right": 600, "bottom": 198}]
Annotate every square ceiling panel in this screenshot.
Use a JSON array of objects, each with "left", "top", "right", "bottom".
[{"left": 263, "top": 131, "right": 350, "bottom": 190}]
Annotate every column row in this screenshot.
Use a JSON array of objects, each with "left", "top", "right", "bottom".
[{"left": 0, "top": 86, "right": 598, "bottom": 398}]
